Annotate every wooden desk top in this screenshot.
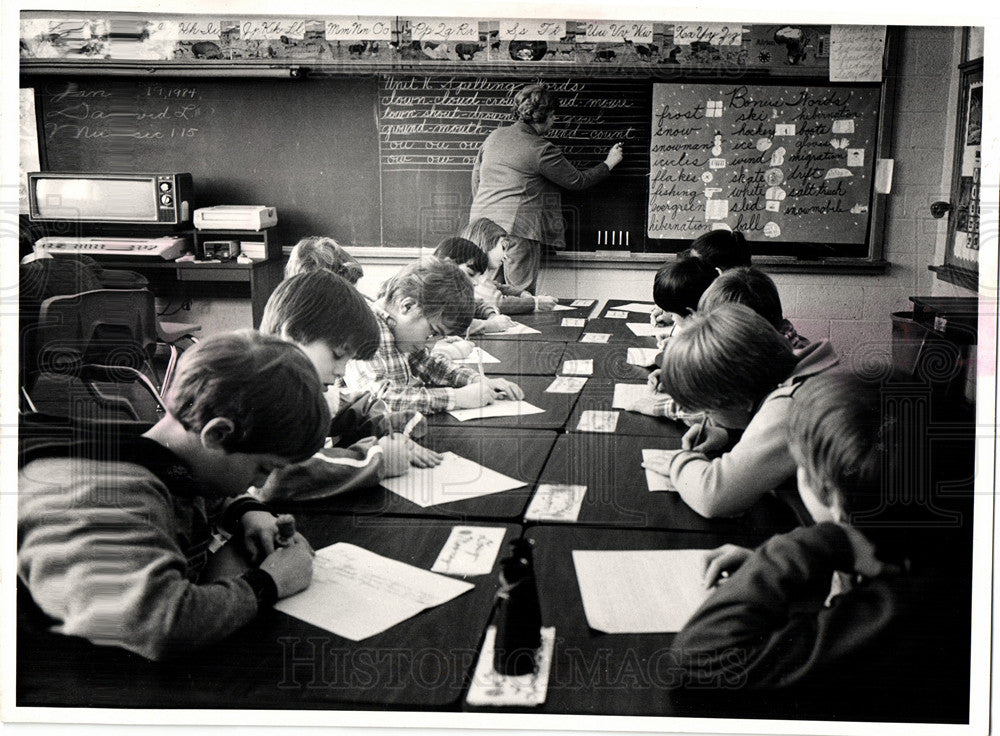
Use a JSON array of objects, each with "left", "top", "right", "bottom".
[
  {"left": 18, "top": 518, "right": 519, "bottom": 710},
  {"left": 534, "top": 432, "right": 799, "bottom": 536}
]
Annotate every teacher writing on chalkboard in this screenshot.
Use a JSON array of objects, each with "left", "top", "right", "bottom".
[{"left": 468, "top": 84, "right": 624, "bottom": 294}]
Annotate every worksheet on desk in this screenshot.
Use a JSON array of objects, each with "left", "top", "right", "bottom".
[
  {"left": 381, "top": 451, "right": 526, "bottom": 507},
  {"left": 275, "top": 543, "right": 473, "bottom": 640},
  {"left": 448, "top": 400, "right": 545, "bottom": 421},
  {"left": 452, "top": 347, "right": 501, "bottom": 364},
  {"left": 572, "top": 549, "right": 713, "bottom": 633},
  {"left": 491, "top": 321, "right": 541, "bottom": 335}
]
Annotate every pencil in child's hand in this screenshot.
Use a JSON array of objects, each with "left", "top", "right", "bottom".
[
  {"left": 692, "top": 421, "right": 706, "bottom": 449},
  {"left": 276, "top": 514, "right": 295, "bottom": 546}
]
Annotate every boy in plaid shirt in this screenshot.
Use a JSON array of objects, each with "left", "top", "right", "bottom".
[{"left": 344, "top": 256, "right": 523, "bottom": 414}]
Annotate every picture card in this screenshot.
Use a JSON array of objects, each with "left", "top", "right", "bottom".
[
  {"left": 545, "top": 376, "right": 588, "bottom": 394},
  {"left": 612, "top": 382, "right": 659, "bottom": 410},
  {"left": 576, "top": 410, "right": 619, "bottom": 433},
  {"left": 641, "top": 448, "right": 682, "bottom": 492},
  {"left": 570, "top": 299, "right": 595, "bottom": 307},
  {"left": 431, "top": 525, "right": 508, "bottom": 577},
  {"left": 562, "top": 359, "right": 593, "bottom": 375},
  {"left": 605, "top": 310, "right": 628, "bottom": 319},
  {"left": 524, "top": 483, "right": 588, "bottom": 522},
  {"left": 465, "top": 625, "right": 556, "bottom": 707},
  {"left": 561, "top": 317, "right": 586, "bottom": 327},
  {"left": 579, "top": 333, "right": 611, "bottom": 343}
]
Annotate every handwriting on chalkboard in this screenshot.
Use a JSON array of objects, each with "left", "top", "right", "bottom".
[
  {"left": 647, "top": 82, "right": 879, "bottom": 244},
  {"left": 377, "top": 76, "right": 650, "bottom": 174}
]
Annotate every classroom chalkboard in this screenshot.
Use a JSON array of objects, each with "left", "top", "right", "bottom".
[
  {"left": 33, "top": 76, "right": 381, "bottom": 247},
  {"left": 376, "top": 75, "right": 651, "bottom": 249},
  {"left": 647, "top": 82, "right": 880, "bottom": 246},
  {"left": 28, "top": 71, "right": 888, "bottom": 259}
]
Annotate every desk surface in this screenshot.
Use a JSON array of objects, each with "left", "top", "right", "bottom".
[
  {"left": 535, "top": 432, "right": 799, "bottom": 536},
  {"left": 288, "top": 428, "right": 556, "bottom": 522},
  {"left": 557, "top": 344, "right": 654, "bottom": 382},
  {"left": 472, "top": 339, "right": 567, "bottom": 377},
  {"left": 18, "top": 518, "right": 518, "bottom": 710},
  {"left": 426, "top": 375, "right": 581, "bottom": 432}
]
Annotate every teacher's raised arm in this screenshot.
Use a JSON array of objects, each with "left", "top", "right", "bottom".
[{"left": 468, "top": 83, "right": 624, "bottom": 294}]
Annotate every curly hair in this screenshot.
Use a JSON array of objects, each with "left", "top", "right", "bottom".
[{"left": 513, "top": 84, "right": 558, "bottom": 124}]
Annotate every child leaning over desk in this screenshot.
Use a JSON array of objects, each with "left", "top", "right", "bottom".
[
  {"left": 18, "top": 331, "right": 329, "bottom": 660},
  {"left": 344, "top": 256, "right": 524, "bottom": 415},
  {"left": 257, "top": 270, "right": 442, "bottom": 505},
  {"left": 640, "top": 303, "right": 839, "bottom": 518},
  {"left": 668, "top": 370, "right": 969, "bottom": 721}
]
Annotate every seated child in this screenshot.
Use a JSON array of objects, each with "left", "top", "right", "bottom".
[
  {"left": 649, "top": 254, "right": 719, "bottom": 334},
  {"left": 669, "top": 370, "right": 966, "bottom": 720},
  {"left": 18, "top": 331, "right": 330, "bottom": 660},
  {"left": 641, "top": 303, "right": 839, "bottom": 518},
  {"left": 257, "top": 270, "right": 442, "bottom": 504},
  {"left": 284, "top": 235, "right": 364, "bottom": 284},
  {"left": 344, "top": 256, "right": 524, "bottom": 414},
  {"left": 697, "top": 266, "right": 809, "bottom": 348},
  {"left": 461, "top": 218, "right": 559, "bottom": 313},
  {"left": 433, "top": 236, "right": 514, "bottom": 334},
  {"left": 687, "top": 228, "right": 752, "bottom": 271}
]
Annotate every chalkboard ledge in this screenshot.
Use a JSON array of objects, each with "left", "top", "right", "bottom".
[
  {"left": 929, "top": 264, "right": 978, "bottom": 291},
  {"left": 348, "top": 247, "right": 890, "bottom": 275}
]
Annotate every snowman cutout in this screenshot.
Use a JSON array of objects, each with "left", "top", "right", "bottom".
[{"left": 711, "top": 131, "right": 723, "bottom": 157}]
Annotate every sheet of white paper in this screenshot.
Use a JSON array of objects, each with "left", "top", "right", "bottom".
[
  {"left": 627, "top": 347, "right": 661, "bottom": 366},
  {"left": 465, "top": 626, "right": 556, "bottom": 706},
  {"left": 545, "top": 376, "right": 588, "bottom": 394},
  {"left": 627, "top": 322, "right": 670, "bottom": 337},
  {"left": 576, "top": 410, "right": 619, "bottom": 433},
  {"left": 617, "top": 302, "right": 656, "bottom": 314},
  {"left": 524, "top": 483, "right": 588, "bottom": 521},
  {"left": 381, "top": 451, "right": 526, "bottom": 507},
  {"left": 448, "top": 400, "right": 545, "bottom": 422},
  {"left": 570, "top": 299, "right": 595, "bottom": 307},
  {"left": 612, "top": 382, "right": 660, "bottom": 410},
  {"left": 494, "top": 321, "right": 541, "bottom": 335},
  {"left": 579, "top": 333, "right": 611, "bottom": 343},
  {"left": 605, "top": 310, "right": 628, "bottom": 319},
  {"left": 275, "top": 543, "right": 474, "bottom": 640},
  {"left": 562, "top": 359, "right": 593, "bottom": 375},
  {"left": 561, "top": 317, "right": 586, "bottom": 327},
  {"left": 642, "top": 448, "right": 682, "bottom": 492},
  {"left": 452, "top": 346, "right": 502, "bottom": 365},
  {"left": 572, "top": 549, "right": 713, "bottom": 633},
  {"left": 431, "top": 526, "right": 507, "bottom": 577},
  {"left": 550, "top": 303, "right": 575, "bottom": 311}
]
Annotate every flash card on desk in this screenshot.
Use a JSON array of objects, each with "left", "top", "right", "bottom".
[
  {"left": 570, "top": 299, "right": 595, "bottom": 307},
  {"left": 576, "top": 410, "right": 619, "bottom": 433},
  {"left": 561, "top": 317, "right": 586, "bottom": 327},
  {"left": 466, "top": 625, "right": 556, "bottom": 707},
  {"left": 562, "top": 359, "right": 593, "bottom": 375},
  {"left": 431, "top": 526, "right": 507, "bottom": 577},
  {"left": 605, "top": 310, "right": 628, "bottom": 319},
  {"left": 525, "top": 483, "right": 587, "bottom": 522},
  {"left": 545, "top": 376, "right": 588, "bottom": 393},
  {"left": 642, "top": 448, "right": 681, "bottom": 491}
]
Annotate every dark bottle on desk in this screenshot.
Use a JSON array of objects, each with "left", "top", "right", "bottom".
[{"left": 493, "top": 539, "right": 542, "bottom": 676}]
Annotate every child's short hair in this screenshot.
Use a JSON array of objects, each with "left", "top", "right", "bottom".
[
  {"left": 167, "top": 330, "right": 330, "bottom": 461},
  {"left": 285, "top": 236, "right": 364, "bottom": 284},
  {"left": 689, "top": 230, "right": 752, "bottom": 271},
  {"left": 660, "top": 303, "right": 798, "bottom": 411},
  {"left": 380, "top": 256, "right": 475, "bottom": 335},
  {"left": 698, "top": 267, "right": 784, "bottom": 329},
  {"left": 461, "top": 218, "right": 507, "bottom": 254},
  {"left": 653, "top": 255, "right": 719, "bottom": 315},
  {"left": 788, "top": 370, "right": 884, "bottom": 509},
  {"left": 260, "top": 270, "right": 380, "bottom": 360},
  {"left": 434, "top": 237, "right": 489, "bottom": 275}
]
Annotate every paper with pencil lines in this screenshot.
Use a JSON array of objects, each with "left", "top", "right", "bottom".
[{"left": 381, "top": 451, "right": 525, "bottom": 507}]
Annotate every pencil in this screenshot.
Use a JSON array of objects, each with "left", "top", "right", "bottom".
[{"left": 692, "top": 418, "right": 706, "bottom": 448}]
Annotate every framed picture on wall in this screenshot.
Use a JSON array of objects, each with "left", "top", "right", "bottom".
[{"left": 935, "top": 56, "right": 982, "bottom": 289}]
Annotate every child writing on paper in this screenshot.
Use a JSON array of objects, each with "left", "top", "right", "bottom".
[
  {"left": 668, "top": 370, "right": 967, "bottom": 721},
  {"left": 433, "top": 236, "right": 515, "bottom": 335},
  {"left": 284, "top": 235, "right": 364, "bottom": 284},
  {"left": 257, "top": 270, "right": 442, "bottom": 505},
  {"left": 697, "top": 266, "right": 810, "bottom": 349},
  {"left": 344, "top": 256, "right": 524, "bottom": 415},
  {"left": 641, "top": 304, "right": 838, "bottom": 518},
  {"left": 649, "top": 230, "right": 751, "bottom": 328},
  {"left": 18, "top": 331, "right": 329, "bottom": 660},
  {"left": 461, "top": 218, "right": 559, "bottom": 314}
]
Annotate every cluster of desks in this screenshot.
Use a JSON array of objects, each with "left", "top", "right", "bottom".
[{"left": 18, "top": 298, "right": 803, "bottom": 717}]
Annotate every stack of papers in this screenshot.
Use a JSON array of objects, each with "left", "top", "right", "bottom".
[
  {"left": 381, "top": 451, "right": 525, "bottom": 507},
  {"left": 275, "top": 543, "right": 474, "bottom": 640},
  {"left": 572, "top": 549, "right": 713, "bottom": 633}
]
